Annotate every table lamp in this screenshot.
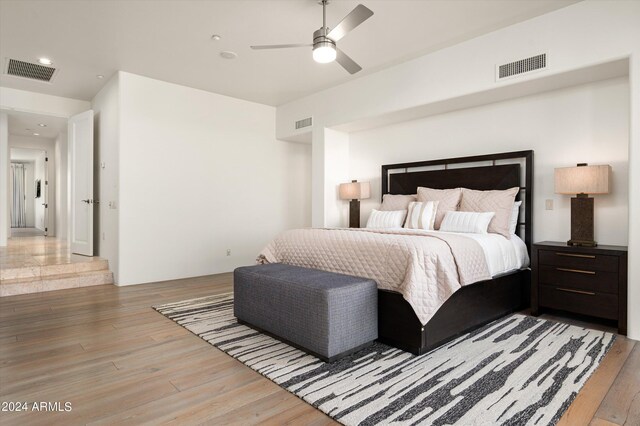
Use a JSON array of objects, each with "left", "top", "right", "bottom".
[
  {"left": 339, "top": 180, "right": 371, "bottom": 228},
  {"left": 554, "top": 163, "right": 611, "bottom": 247}
]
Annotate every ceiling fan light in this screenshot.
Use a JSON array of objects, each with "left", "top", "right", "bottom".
[{"left": 313, "top": 43, "right": 336, "bottom": 64}]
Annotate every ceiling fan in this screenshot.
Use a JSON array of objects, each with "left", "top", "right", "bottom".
[{"left": 250, "top": 1, "right": 374, "bottom": 74}]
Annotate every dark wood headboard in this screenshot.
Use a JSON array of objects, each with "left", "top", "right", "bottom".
[{"left": 381, "top": 150, "right": 534, "bottom": 253}]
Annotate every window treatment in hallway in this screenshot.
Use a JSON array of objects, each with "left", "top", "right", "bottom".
[{"left": 10, "top": 163, "right": 27, "bottom": 228}]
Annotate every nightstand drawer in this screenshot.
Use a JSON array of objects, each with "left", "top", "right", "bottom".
[
  {"left": 539, "top": 285, "right": 618, "bottom": 320},
  {"left": 538, "top": 265, "right": 618, "bottom": 294},
  {"left": 532, "top": 241, "right": 628, "bottom": 335},
  {"left": 538, "top": 250, "right": 618, "bottom": 272}
]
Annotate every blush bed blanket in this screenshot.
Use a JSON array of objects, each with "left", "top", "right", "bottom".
[{"left": 258, "top": 228, "right": 493, "bottom": 325}]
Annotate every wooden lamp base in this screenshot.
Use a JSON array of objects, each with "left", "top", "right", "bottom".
[
  {"left": 568, "top": 195, "right": 597, "bottom": 247},
  {"left": 349, "top": 199, "right": 360, "bottom": 228}
]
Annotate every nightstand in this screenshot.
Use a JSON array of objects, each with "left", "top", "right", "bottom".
[{"left": 531, "top": 241, "right": 628, "bottom": 335}]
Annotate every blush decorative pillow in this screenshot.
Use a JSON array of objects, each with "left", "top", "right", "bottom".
[
  {"left": 416, "top": 187, "right": 462, "bottom": 230},
  {"left": 365, "top": 209, "right": 406, "bottom": 229},
  {"left": 380, "top": 194, "right": 417, "bottom": 211},
  {"left": 404, "top": 201, "right": 439, "bottom": 230},
  {"left": 440, "top": 211, "right": 495, "bottom": 234},
  {"left": 460, "top": 187, "right": 520, "bottom": 238}
]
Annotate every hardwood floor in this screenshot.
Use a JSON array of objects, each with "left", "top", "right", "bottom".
[{"left": 0, "top": 274, "right": 637, "bottom": 425}]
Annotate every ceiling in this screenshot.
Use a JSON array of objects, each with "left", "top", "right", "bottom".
[
  {"left": 5, "top": 109, "right": 66, "bottom": 139},
  {"left": 0, "top": 0, "right": 580, "bottom": 106}
]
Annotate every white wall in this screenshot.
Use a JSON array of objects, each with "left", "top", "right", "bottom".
[
  {"left": 91, "top": 74, "right": 120, "bottom": 281},
  {"left": 0, "top": 112, "right": 8, "bottom": 245},
  {"left": 8, "top": 136, "right": 55, "bottom": 236},
  {"left": 629, "top": 53, "right": 640, "bottom": 342},
  {"left": 117, "top": 72, "right": 311, "bottom": 285},
  {"left": 54, "top": 132, "right": 68, "bottom": 239},
  {"left": 351, "top": 77, "right": 629, "bottom": 245}
]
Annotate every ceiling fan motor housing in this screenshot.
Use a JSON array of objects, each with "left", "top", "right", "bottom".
[{"left": 312, "top": 27, "right": 336, "bottom": 50}]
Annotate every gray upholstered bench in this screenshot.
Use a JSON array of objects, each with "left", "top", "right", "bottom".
[{"left": 234, "top": 263, "right": 378, "bottom": 362}]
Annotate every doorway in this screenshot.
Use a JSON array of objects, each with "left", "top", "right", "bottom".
[
  {"left": 2, "top": 110, "right": 67, "bottom": 242},
  {"left": 10, "top": 148, "right": 48, "bottom": 237},
  {"left": 2, "top": 109, "right": 95, "bottom": 255}
]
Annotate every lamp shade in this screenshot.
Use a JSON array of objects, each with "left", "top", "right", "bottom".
[
  {"left": 555, "top": 164, "right": 611, "bottom": 195},
  {"left": 339, "top": 181, "right": 371, "bottom": 200}
]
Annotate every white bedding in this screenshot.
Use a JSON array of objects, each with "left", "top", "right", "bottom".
[{"left": 433, "top": 231, "right": 530, "bottom": 276}]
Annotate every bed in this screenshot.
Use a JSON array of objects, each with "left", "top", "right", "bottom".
[{"left": 260, "top": 150, "right": 533, "bottom": 355}]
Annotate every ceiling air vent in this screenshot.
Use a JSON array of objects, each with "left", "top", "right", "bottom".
[
  {"left": 4, "top": 58, "right": 57, "bottom": 82},
  {"left": 497, "top": 53, "right": 547, "bottom": 81},
  {"left": 295, "top": 117, "right": 313, "bottom": 130}
]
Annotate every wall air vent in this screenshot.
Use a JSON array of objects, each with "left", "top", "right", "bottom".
[
  {"left": 497, "top": 53, "right": 547, "bottom": 81},
  {"left": 295, "top": 117, "right": 313, "bottom": 130},
  {"left": 4, "top": 58, "right": 57, "bottom": 82}
]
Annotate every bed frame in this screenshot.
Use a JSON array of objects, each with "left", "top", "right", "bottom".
[{"left": 377, "top": 150, "right": 533, "bottom": 355}]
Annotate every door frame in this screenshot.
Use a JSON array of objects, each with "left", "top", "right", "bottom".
[{"left": 8, "top": 147, "right": 52, "bottom": 235}]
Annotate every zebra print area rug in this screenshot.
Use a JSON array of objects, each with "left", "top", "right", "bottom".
[{"left": 154, "top": 293, "right": 615, "bottom": 426}]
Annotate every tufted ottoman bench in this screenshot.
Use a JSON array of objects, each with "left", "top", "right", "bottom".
[{"left": 234, "top": 263, "right": 378, "bottom": 362}]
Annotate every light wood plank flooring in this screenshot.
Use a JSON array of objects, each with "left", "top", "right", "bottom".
[{"left": 0, "top": 274, "right": 637, "bottom": 425}]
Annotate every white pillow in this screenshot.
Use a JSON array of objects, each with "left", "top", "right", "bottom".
[
  {"left": 440, "top": 211, "right": 495, "bottom": 234},
  {"left": 509, "top": 201, "right": 523, "bottom": 235},
  {"left": 404, "top": 201, "right": 439, "bottom": 230},
  {"left": 366, "top": 209, "right": 406, "bottom": 229}
]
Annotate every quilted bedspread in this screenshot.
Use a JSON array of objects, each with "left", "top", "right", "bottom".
[{"left": 258, "top": 228, "right": 491, "bottom": 325}]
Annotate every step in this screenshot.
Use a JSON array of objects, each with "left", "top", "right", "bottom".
[
  {"left": 0, "top": 259, "right": 109, "bottom": 281},
  {"left": 0, "top": 270, "right": 114, "bottom": 297}
]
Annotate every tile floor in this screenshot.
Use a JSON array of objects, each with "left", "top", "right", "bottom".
[
  {"left": 0, "top": 234, "right": 113, "bottom": 296},
  {"left": 10, "top": 227, "right": 45, "bottom": 237}
]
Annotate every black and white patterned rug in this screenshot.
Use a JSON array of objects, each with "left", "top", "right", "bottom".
[{"left": 154, "top": 293, "right": 615, "bottom": 426}]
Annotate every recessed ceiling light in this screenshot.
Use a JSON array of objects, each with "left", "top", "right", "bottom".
[
  {"left": 211, "top": 34, "right": 221, "bottom": 41},
  {"left": 96, "top": 74, "right": 104, "bottom": 79},
  {"left": 33, "top": 133, "right": 40, "bottom": 136},
  {"left": 38, "top": 123, "right": 47, "bottom": 127},
  {"left": 220, "top": 51, "right": 237, "bottom": 60},
  {"left": 38, "top": 57, "right": 53, "bottom": 65}
]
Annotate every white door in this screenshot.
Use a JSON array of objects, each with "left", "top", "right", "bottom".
[{"left": 68, "top": 110, "right": 94, "bottom": 256}]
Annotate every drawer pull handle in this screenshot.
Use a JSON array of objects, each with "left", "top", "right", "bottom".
[
  {"left": 556, "top": 287, "right": 596, "bottom": 296},
  {"left": 556, "top": 267, "right": 596, "bottom": 275},
  {"left": 556, "top": 252, "right": 596, "bottom": 259}
]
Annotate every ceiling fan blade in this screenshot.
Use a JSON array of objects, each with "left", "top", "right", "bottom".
[
  {"left": 327, "top": 4, "right": 374, "bottom": 42},
  {"left": 336, "top": 49, "right": 362, "bottom": 74},
  {"left": 250, "top": 43, "right": 311, "bottom": 50}
]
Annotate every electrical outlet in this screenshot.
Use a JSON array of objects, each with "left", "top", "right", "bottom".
[
  {"left": 226, "top": 249, "right": 231, "bottom": 256},
  {"left": 545, "top": 199, "right": 554, "bottom": 210},
  {"left": 102, "top": 232, "right": 105, "bottom": 241}
]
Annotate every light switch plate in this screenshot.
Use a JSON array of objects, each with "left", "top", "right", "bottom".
[{"left": 545, "top": 199, "right": 554, "bottom": 210}]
